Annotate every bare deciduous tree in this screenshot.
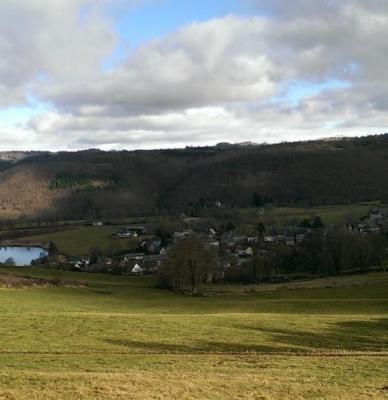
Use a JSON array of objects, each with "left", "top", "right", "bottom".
[{"left": 159, "top": 236, "right": 218, "bottom": 294}]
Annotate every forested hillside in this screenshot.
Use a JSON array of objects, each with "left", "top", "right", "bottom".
[{"left": 0, "top": 135, "right": 387, "bottom": 221}]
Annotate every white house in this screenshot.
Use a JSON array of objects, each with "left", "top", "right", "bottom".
[{"left": 131, "top": 264, "right": 143, "bottom": 275}]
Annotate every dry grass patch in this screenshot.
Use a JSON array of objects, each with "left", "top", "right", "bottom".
[
  {"left": 0, "top": 356, "right": 387, "bottom": 400},
  {"left": 0, "top": 272, "right": 86, "bottom": 289}
]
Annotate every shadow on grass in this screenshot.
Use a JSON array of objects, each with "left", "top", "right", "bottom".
[
  {"left": 104, "top": 339, "right": 281, "bottom": 354},
  {"left": 105, "top": 318, "right": 388, "bottom": 354},
  {"left": 234, "top": 318, "right": 388, "bottom": 352}
]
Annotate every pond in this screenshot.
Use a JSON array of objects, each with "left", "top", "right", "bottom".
[{"left": 0, "top": 247, "right": 48, "bottom": 266}]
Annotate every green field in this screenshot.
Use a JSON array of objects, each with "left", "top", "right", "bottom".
[
  {"left": 0, "top": 268, "right": 387, "bottom": 399},
  {"left": 243, "top": 203, "right": 388, "bottom": 225},
  {"left": 10, "top": 226, "right": 141, "bottom": 256}
]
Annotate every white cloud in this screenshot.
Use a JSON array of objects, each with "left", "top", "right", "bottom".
[
  {"left": 0, "top": 0, "right": 117, "bottom": 107},
  {"left": 0, "top": 1, "right": 388, "bottom": 150},
  {"left": 41, "top": 16, "right": 275, "bottom": 114}
]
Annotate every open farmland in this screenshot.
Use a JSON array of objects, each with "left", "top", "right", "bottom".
[
  {"left": 7, "top": 226, "right": 141, "bottom": 256},
  {"left": 249, "top": 203, "right": 388, "bottom": 225},
  {"left": 0, "top": 268, "right": 386, "bottom": 399}
]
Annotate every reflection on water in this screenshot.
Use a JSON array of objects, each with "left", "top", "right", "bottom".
[{"left": 0, "top": 246, "right": 48, "bottom": 266}]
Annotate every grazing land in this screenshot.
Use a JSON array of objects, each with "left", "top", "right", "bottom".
[
  {"left": 263, "top": 203, "right": 386, "bottom": 224},
  {"left": 0, "top": 267, "right": 387, "bottom": 399},
  {"left": 239, "top": 202, "right": 388, "bottom": 225},
  {"left": 7, "top": 226, "right": 141, "bottom": 256}
]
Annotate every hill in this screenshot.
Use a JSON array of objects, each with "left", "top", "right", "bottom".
[
  {"left": 0, "top": 135, "right": 387, "bottom": 221},
  {"left": 0, "top": 151, "right": 48, "bottom": 163}
]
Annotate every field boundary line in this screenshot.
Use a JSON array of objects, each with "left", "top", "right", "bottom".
[{"left": 1, "top": 351, "right": 387, "bottom": 357}]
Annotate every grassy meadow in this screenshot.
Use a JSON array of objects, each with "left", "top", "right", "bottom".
[
  {"left": 0, "top": 267, "right": 387, "bottom": 399},
  {"left": 242, "top": 202, "right": 388, "bottom": 225},
  {"left": 8, "top": 226, "right": 141, "bottom": 256},
  {"left": 268, "top": 204, "right": 372, "bottom": 224}
]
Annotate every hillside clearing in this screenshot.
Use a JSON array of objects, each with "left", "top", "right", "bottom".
[
  {"left": 7, "top": 226, "right": 140, "bottom": 256},
  {"left": 240, "top": 203, "right": 388, "bottom": 225}
]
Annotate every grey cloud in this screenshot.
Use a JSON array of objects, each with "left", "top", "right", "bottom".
[
  {"left": 1, "top": 1, "right": 388, "bottom": 150},
  {"left": 0, "top": 0, "right": 117, "bottom": 107},
  {"left": 40, "top": 16, "right": 275, "bottom": 115},
  {"left": 247, "top": 0, "right": 388, "bottom": 17}
]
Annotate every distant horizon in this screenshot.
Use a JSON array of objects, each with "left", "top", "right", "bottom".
[{"left": 0, "top": 132, "right": 387, "bottom": 155}]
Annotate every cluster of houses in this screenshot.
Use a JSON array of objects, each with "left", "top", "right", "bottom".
[
  {"left": 67, "top": 208, "right": 387, "bottom": 275},
  {"left": 71, "top": 233, "right": 167, "bottom": 275},
  {"left": 263, "top": 229, "right": 309, "bottom": 247},
  {"left": 347, "top": 209, "right": 388, "bottom": 235},
  {"left": 202, "top": 228, "right": 308, "bottom": 266},
  {"left": 116, "top": 225, "right": 146, "bottom": 239}
]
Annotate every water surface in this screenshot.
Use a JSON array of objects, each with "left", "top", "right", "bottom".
[{"left": 0, "top": 246, "right": 48, "bottom": 266}]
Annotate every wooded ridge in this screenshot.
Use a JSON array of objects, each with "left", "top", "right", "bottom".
[{"left": 0, "top": 134, "right": 387, "bottom": 221}]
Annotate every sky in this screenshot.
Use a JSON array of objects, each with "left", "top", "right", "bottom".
[{"left": 0, "top": 0, "right": 387, "bottom": 151}]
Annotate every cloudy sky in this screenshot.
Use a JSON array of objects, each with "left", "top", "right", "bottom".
[{"left": 0, "top": 0, "right": 387, "bottom": 151}]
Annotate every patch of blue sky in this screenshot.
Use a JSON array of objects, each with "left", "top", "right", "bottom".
[
  {"left": 102, "top": 0, "right": 265, "bottom": 71},
  {"left": 273, "top": 79, "right": 351, "bottom": 107},
  {"left": 324, "top": 120, "right": 347, "bottom": 129},
  {"left": 113, "top": 0, "right": 257, "bottom": 47},
  {"left": 344, "top": 62, "right": 360, "bottom": 74},
  {"left": 0, "top": 98, "right": 52, "bottom": 128},
  {"left": 102, "top": 43, "right": 128, "bottom": 72}
]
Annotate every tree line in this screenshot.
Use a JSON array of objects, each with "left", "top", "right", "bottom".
[
  {"left": 235, "top": 229, "right": 387, "bottom": 284},
  {"left": 1, "top": 134, "right": 388, "bottom": 222},
  {"left": 158, "top": 229, "right": 388, "bottom": 294}
]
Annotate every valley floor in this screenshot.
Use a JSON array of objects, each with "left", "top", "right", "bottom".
[{"left": 0, "top": 268, "right": 387, "bottom": 399}]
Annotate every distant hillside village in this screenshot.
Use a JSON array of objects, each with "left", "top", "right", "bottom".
[{"left": 37, "top": 205, "right": 388, "bottom": 287}]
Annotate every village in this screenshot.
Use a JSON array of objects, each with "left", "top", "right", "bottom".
[{"left": 56, "top": 205, "right": 388, "bottom": 279}]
